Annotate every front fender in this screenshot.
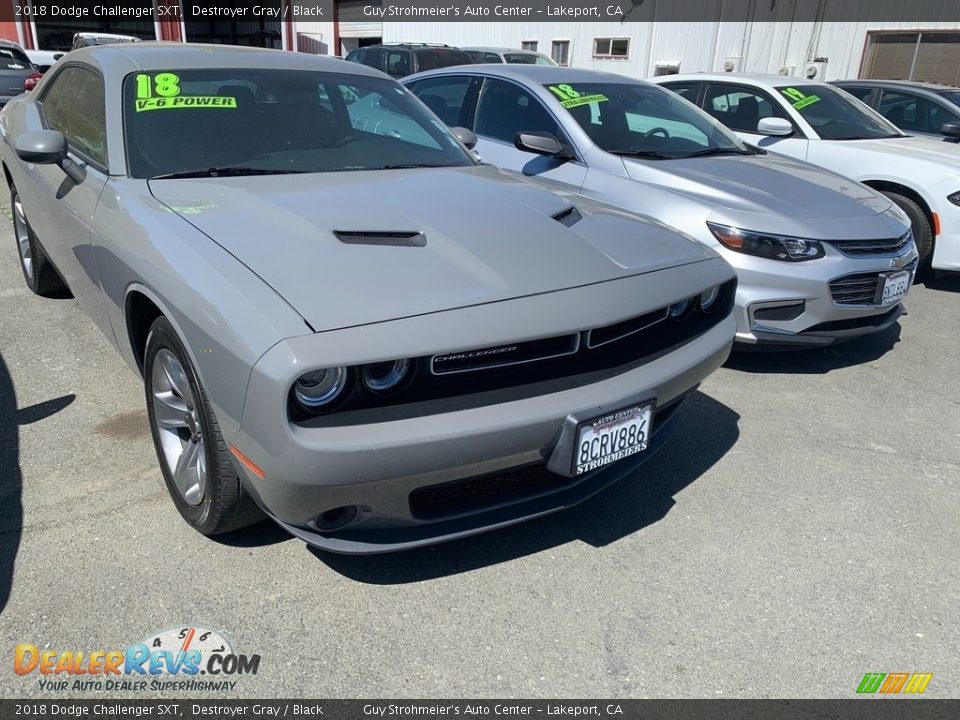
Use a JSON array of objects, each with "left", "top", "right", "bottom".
[{"left": 92, "top": 179, "right": 311, "bottom": 431}]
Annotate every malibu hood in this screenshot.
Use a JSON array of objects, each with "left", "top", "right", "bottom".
[
  {"left": 622, "top": 151, "right": 893, "bottom": 218},
  {"left": 149, "top": 165, "right": 715, "bottom": 332}
]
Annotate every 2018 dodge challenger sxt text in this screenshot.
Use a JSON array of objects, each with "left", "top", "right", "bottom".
[{"left": 1, "top": 44, "right": 736, "bottom": 553}]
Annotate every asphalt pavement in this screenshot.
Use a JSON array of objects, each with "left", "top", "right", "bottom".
[{"left": 0, "top": 207, "right": 957, "bottom": 699}]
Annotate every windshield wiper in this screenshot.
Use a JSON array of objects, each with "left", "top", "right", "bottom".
[
  {"left": 679, "top": 147, "right": 756, "bottom": 159},
  {"left": 150, "top": 166, "right": 308, "bottom": 180},
  {"left": 826, "top": 134, "right": 901, "bottom": 141},
  {"left": 607, "top": 149, "right": 672, "bottom": 159}
]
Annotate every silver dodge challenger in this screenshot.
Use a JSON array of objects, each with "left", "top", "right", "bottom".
[{"left": 1, "top": 43, "right": 737, "bottom": 553}]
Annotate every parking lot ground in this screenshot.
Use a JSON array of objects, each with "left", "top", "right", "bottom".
[{"left": 0, "top": 208, "right": 958, "bottom": 699}]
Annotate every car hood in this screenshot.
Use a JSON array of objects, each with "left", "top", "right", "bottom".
[
  {"left": 621, "top": 152, "right": 892, "bottom": 218},
  {"left": 829, "top": 134, "right": 960, "bottom": 175},
  {"left": 149, "top": 165, "right": 714, "bottom": 332}
]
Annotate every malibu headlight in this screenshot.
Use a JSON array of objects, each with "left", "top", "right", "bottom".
[
  {"left": 707, "top": 222, "right": 824, "bottom": 262},
  {"left": 948, "top": 191, "right": 960, "bottom": 207},
  {"left": 293, "top": 367, "right": 349, "bottom": 410}
]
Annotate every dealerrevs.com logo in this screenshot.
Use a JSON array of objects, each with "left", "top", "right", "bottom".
[{"left": 14, "top": 626, "right": 260, "bottom": 693}]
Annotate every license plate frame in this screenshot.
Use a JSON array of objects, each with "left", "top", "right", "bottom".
[
  {"left": 875, "top": 269, "right": 911, "bottom": 306},
  {"left": 572, "top": 402, "right": 655, "bottom": 476}
]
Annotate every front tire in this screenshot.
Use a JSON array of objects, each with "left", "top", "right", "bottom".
[
  {"left": 144, "top": 316, "right": 264, "bottom": 536},
  {"left": 881, "top": 191, "right": 933, "bottom": 271},
  {"left": 10, "top": 184, "right": 66, "bottom": 295}
]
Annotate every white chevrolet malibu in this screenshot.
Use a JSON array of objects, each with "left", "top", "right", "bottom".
[{"left": 653, "top": 73, "right": 960, "bottom": 274}]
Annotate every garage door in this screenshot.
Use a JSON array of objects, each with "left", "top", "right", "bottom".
[{"left": 861, "top": 31, "right": 960, "bottom": 85}]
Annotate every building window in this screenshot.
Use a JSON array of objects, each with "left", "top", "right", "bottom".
[
  {"left": 521, "top": 40, "right": 538, "bottom": 52},
  {"left": 551, "top": 40, "right": 570, "bottom": 66},
  {"left": 862, "top": 31, "right": 960, "bottom": 84},
  {"left": 594, "top": 38, "right": 630, "bottom": 59}
]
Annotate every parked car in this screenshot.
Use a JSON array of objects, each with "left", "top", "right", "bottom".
[
  {"left": 25, "top": 49, "right": 64, "bottom": 73},
  {"left": 344, "top": 43, "right": 473, "bottom": 79},
  {"left": 463, "top": 47, "right": 558, "bottom": 66},
  {"left": 1, "top": 43, "right": 736, "bottom": 553},
  {"left": 70, "top": 32, "right": 142, "bottom": 51},
  {"left": 832, "top": 79, "right": 960, "bottom": 141},
  {"left": 404, "top": 66, "right": 916, "bottom": 348},
  {"left": 0, "top": 39, "right": 38, "bottom": 107},
  {"left": 652, "top": 74, "right": 960, "bottom": 274}
]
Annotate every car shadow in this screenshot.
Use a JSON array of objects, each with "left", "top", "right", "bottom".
[
  {"left": 311, "top": 390, "right": 739, "bottom": 583},
  {"left": 0, "top": 353, "right": 75, "bottom": 613},
  {"left": 920, "top": 272, "right": 960, "bottom": 293},
  {"left": 724, "top": 322, "right": 902, "bottom": 375}
]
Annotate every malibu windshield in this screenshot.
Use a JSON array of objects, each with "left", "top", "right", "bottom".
[{"left": 546, "top": 81, "right": 754, "bottom": 159}]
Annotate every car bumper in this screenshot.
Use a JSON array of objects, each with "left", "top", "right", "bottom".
[
  {"left": 721, "top": 245, "right": 918, "bottom": 347},
  {"left": 225, "top": 263, "right": 735, "bottom": 553}
]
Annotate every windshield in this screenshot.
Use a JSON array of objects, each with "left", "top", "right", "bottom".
[
  {"left": 505, "top": 52, "right": 556, "bottom": 66},
  {"left": 415, "top": 49, "right": 472, "bottom": 71},
  {"left": 123, "top": 69, "right": 474, "bottom": 179},
  {"left": 545, "top": 81, "right": 751, "bottom": 158},
  {"left": 938, "top": 90, "right": 960, "bottom": 108},
  {"left": 778, "top": 85, "right": 903, "bottom": 140}
]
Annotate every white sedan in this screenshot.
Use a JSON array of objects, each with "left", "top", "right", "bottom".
[{"left": 653, "top": 73, "right": 960, "bottom": 274}]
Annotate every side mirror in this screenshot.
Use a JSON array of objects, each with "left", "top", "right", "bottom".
[
  {"left": 756, "top": 117, "right": 795, "bottom": 137},
  {"left": 15, "top": 130, "right": 86, "bottom": 184},
  {"left": 940, "top": 121, "right": 960, "bottom": 143},
  {"left": 450, "top": 126, "right": 478, "bottom": 150},
  {"left": 514, "top": 131, "right": 574, "bottom": 159}
]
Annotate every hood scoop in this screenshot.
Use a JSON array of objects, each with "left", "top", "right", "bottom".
[
  {"left": 334, "top": 230, "right": 426, "bottom": 247},
  {"left": 552, "top": 206, "right": 582, "bottom": 227}
]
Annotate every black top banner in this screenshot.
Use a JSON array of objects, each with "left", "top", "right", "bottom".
[{"left": 4, "top": 1, "right": 960, "bottom": 24}]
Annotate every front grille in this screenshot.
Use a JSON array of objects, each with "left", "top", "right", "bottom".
[
  {"left": 410, "top": 463, "right": 561, "bottom": 520},
  {"left": 408, "top": 399, "right": 685, "bottom": 520},
  {"left": 431, "top": 334, "right": 579, "bottom": 375},
  {"left": 827, "top": 232, "right": 912, "bottom": 256},
  {"left": 803, "top": 305, "right": 902, "bottom": 334},
  {"left": 829, "top": 261, "right": 916, "bottom": 305},
  {"left": 295, "top": 279, "right": 736, "bottom": 427}
]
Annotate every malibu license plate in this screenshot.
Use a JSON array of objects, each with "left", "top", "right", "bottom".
[
  {"left": 877, "top": 270, "right": 910, "bottom": 306},
  {"left": 574, "top": 403, "right": 653, "bottom": 475}
]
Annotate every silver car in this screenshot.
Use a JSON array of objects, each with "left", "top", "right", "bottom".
[
  {"left": 404, "top": 66, "right": 917, "bottom": 347},
  {"left": 1, "top": 44, "right": 736, "bottom": 553}
]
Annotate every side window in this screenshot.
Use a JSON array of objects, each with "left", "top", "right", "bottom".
[
  {"left": 385, "top": 50, "right": 410, "bottom": 77},
  {"left": 362, "top": 48, "right": 385, "bottom": 72},
  {"left": 475, "top": 79, "right": 559, "bottom": 143},
  {"left": 484, "top": 53, "right": 502, "bottom": 63},
  {"left": 41, "top": 66, "right": 107, "bottom": 166},
  {"left": 408, "top": 76, "right": 475, "bottom": 128},
  {"left": 842, "top": 86, "right": 874, "bottom": 103},
  {"left": 703, "top": 84, "right": 787, "bottom": 133},
  {"left": 879, "top": 90, "right": 950, "bottom": 134},
  {"left": 661, "top": 82, "right": 701, "bottom": 103}
]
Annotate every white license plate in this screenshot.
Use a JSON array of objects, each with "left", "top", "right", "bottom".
[
  {"left": 878, "top": 270, "right": 910, "bottom": 306},
  {"left": 574, "top": 403, "right": 653, "bottom": 476}
]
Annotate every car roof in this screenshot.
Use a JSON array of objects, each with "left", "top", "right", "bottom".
[
  {"left": 76, "top": 32, "right": 141, "bottom": 40},
  {"left": 832, "top": 78, "right": 959, "bottom": 93},
  {"left": 80, "top": 41, "right": 384, "bottom": 77},
  {"left": 408, "top": 64, "right": 639, "bottom": 84},
  {"left": 656, "top": 72, "right": 827, "bottom": 89}
]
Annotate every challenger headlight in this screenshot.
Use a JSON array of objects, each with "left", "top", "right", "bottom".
[
  {"left": 948, "top": 191, "right": 960, "bottom": 207},
  {"left": 293, "top": 367, "right": 349, "bottom": 409},
  {"left": 707, "top": 222, "right": 825, "bottom": 262},
  {"left": 360, "top": 359, "right": 412, "bottom": 394}
]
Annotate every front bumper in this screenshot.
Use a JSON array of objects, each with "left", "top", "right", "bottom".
[
  {"left": 226, "top": 262, "right": 735, "bottom": 553},
  {"left": 721, "top": 244, "right": 917, "bottom": 347}
]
